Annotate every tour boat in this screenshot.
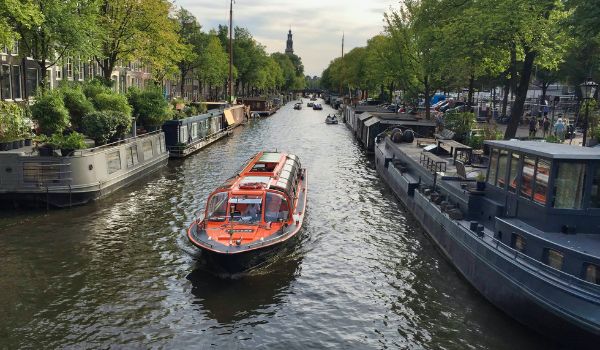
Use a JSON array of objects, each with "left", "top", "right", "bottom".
[
  {"left": 187, "top": 151, "right": 307, "bottom": 273},
  {"left": 325, "top": 115, "right": 338, "bottom": 124}
]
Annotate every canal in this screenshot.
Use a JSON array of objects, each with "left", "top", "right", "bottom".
[{"left": 0, "top": 101, "right": 555, "bottom": 349}]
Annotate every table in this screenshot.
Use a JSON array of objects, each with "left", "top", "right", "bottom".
[{"left": 436, "top": 139, "right": 472, "bottom": 164}]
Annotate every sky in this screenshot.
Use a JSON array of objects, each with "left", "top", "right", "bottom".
[{"left": 174, "top": 0, "right": 398, "bottom": 77}]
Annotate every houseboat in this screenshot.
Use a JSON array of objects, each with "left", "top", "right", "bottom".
[
  {"left": 374, "top": 135, "right": 600, "bottom": 349},
  {"left": 187, "top": 151, "right": 307, "bottom": 273},
  {"left": 162, "top": 104, "right": 248, "bottom": 158},
  {"left": 0, "top": 131, "right": 168, "bottom": 208},
  {"left": 238, "top": 97, "right": 278, "bottom": 117}
]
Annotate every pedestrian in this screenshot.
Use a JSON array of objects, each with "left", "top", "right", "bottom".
[
  {"left": 542, "top": 116, "right": 550, "bottom": 137},
  {"left": 554, "top": 118, "right": 566, "bottom": 142},
  {"left": 529, "top": 117, "right": 537, "bottom": 138},
  {"left": 543, "top": 99, "right": 550, "bottom": 117}
]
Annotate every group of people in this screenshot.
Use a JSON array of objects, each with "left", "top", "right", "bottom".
[{"left": 528, "top": 116, "right": 569, "bottom": 142}]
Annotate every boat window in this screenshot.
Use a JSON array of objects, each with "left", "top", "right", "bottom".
[
  {"left": 554, "top": 162, "right": 585, "bottom": 209},
  {"left": 126, "top": 145, "right": 139, "bottom": 168},
  {"left": 496, "top": 150, "right": 509, "bottom": 188},
  {"left": 584, "top": 264, "right": 600, "bottom": 284},
  {"left": 543, "top": 248, "right": 564, "bottom": 270},
  {"left": 206, "top": 192, "right": 228, "bottom": 221},
  {"left": 511, "top": 233, "right": 526, "bottom": 252},
  {"left": 107, "top": 150, "right": 121, "bottom": 174},
  {"left": 487, "top": 149, "right": 498, "bottom": 186},
  {"left": 590, "top": 166, "right": 600, "bottom": 208},
  {"left": 228, "top": 196, "right": 263, "bottom": 224},
  {"left": 180, "top": 125, "right": 188, "bottom": 143},
  {"left": 508, "top": 153, "right": 520, "bottom": 193},
  {"left": 533, "top": 158, "right": 550, "bottom": 205},
  {"left": 142, "top": 141, "right": 153, "bottom": 160},
  {"left": 191, "top": 122, "right": 198, "bottom": 139},
  {"left": 265, "top": 192, "right": 290, "bottom": 222},
  {"left": 520, "top": 156, "right": 536, "bottom": 199}
]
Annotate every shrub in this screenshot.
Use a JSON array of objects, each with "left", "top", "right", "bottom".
[
  {"left": 82, "top": 79, "right": 112, "bottom": 100},
  {"left": 81, "top": 111, "right": 131, "bottom": 145},
  {"left": 31, "top": 90, "right": 70, "bottom": 136},
  {"left": 444, "top": 111, "right": 476, "bottom": 141},
  {"left": 60, "top": 131, "right": 87, "bottom": 150},
  {"left": 0, "top": 102, "right": 31, "bottom": 141},
  {"left": 127, "top": 87, "right": 171, "bottom": 128},
  {"left": 60, "top": 85, "right": 95, "bottom": 129},
  {"left": 468, "top": 134, "right": 484, "bottom": 149},
  {"left": 92, "top": 92, "right": 132, "bottom": 117}
]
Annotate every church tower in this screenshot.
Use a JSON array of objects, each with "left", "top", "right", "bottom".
[{"left": 285, "top": 29, "right": 294, "bottom": 55}]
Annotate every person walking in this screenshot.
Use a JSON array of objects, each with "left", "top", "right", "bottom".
[
  {"left": 529, "top": 117, "right": 537, "bottom": 138},
  {"left": 554, "top": 118, "right": 566, "bottom": 142},
  {"left": 542, "top": 116, "right": 550, "bottom": 137}
]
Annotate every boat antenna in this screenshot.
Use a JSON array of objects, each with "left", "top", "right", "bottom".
[{"left": 228, "top": 0, "right": 235, "bottom": 105}]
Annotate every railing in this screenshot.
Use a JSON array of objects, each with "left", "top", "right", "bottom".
[
  {"left": 70, "top": 130, "right": 163, "bottom": 156},
  {"left": 22, "top": 161, "right": 72, "bottom": 187},
  {"left": 168, "top": 126, "right": 234, "bottom": 152}
]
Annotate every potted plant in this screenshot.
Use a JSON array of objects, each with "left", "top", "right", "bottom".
[
  {"left": 58, "top": 132, "right": 87, "bottom": 156},
  {"left": 476, "top": 172, "right": 486, "bottom": 191},
  {"left": 35, "top": 135, "right": 55, "bottom": 156}
]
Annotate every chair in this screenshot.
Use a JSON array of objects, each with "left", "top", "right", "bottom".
[{"left": 455, "top": 160, "right": 479, "bottom": 181}]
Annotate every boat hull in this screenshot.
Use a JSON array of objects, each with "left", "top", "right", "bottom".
[{"left": 374, "top": 141, "right": 600, "bottom": 349}]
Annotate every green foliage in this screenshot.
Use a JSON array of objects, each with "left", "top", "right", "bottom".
[
  {"left": 83, "top": 79, "right": 112, "bottom": 100},
  {"left": 47, "top": 131, "right": 87, "bottom": 149},
  {"left": 468, "top": 135, "right": 484, "bottom": 150},
  {"left": 92, "top": 92, "right": 132, "bottom": 117},
  {"left": 127, "top": 87, "right": 171, "bottom": 127},
  {"left": 81, "top": 111, "right": 131, "bottom": 145},
  {"left": 444, "top": 112, "right": 476, "bottom": 140},
  {"left": 31, "top": 90, "right": 70, "bottom": 136},
  {"left": 0, "top": 102, "right": 31, "bottom": 141},
  {"left": 545, "top": 135, "right": 562, "bottom": 143},
  {"left": 0, "top": 0, "right": 43, "bottom": 47},
  {"left": 60, "top": 85, "right": 95, "bottom": 129}
]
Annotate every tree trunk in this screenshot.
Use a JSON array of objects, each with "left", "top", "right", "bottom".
[
  {"left": 504, "top": 50, "right": 537, "bottom": 139},
  {"left": 180, "top": 71, "right": 186, "bottom": 100},
  {"left": 38, "top": 59, "right": 48, "bottom": 92},
  {"left": 468, "top": 74, "right": 475, "bottom": 106},
  {"left": 424, "top": 75, "right": 431, "bottom": 120},
  {"left": 501, "top": 78, "right": 510, "bottom": 117}
]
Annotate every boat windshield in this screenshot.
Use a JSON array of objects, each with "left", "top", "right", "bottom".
[
  {"left": 265, "top": 192, "right": 290, "bottom": 222},
  {"left": 206, "top": 192, "right": 228, "bottom": 221},
  {"left": 228, "top": 196, "right": 263, "bottom": 224}
]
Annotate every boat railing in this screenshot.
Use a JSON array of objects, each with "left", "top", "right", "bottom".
[
  {"left": 21, "top": 161, "right": 72, "bottom": 187},
  {"left": 460, "top": 218, "right": 600, "bottom": 294},
  {"left": 168, "top": 126, "right": 235, "bottom": 152},
  {"left": 70, "top": 130, "right": 163, "bottom": 156}
]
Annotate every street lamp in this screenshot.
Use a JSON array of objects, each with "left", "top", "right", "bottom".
[{"left": 580, "top": 77, "right": 598, "bottom": 147}]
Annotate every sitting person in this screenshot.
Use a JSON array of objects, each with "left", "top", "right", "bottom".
[{"left": 240, "top": 203, "right": 260, "bottom": 221}]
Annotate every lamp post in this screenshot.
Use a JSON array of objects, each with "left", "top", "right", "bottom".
[{"left": 580, "top": 77, "right": 598, "bottom": 147}]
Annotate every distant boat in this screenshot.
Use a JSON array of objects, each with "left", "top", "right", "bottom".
[
  {"left": 187, "top": 151, "right": 308, "bottom": 273},
  {"left": 294, "top": 103, "right": 302, "bottom": 110},
  {"left": 325, "top": 115, "right": 338, "bottom": 124},
  {"left": 313, "top": 103, "right": 323, "bottom": 110},
  {"left": 307, "top": 102, "right": 314, "bottom": 107}
]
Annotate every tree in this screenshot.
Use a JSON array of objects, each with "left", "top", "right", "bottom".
[
  {"left": 13, "top": 0, "right": 98, "bottom": 90},
  {"left": 95, "top": 0, "right": 182, "bottom": 83},
  {"left": 174, "top": 8, "right": 205, "bottom": 100},
  {"left": 0, "top": 0, "right": 42, "bottom": 47},
  {"left": 198, "top": 34, "right": 230, "bottom": 100}
]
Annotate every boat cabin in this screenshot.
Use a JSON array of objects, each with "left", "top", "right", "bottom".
[
  {"left": 483, "top": 141, "right": 600, "bottom": 234},
  {"left": 204, "top": 152, "right": 302, "bottom": 228}
]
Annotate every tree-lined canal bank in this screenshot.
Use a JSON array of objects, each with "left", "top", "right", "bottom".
[{"left": 0, "top": 102, "right": 554, "bottom": 349}]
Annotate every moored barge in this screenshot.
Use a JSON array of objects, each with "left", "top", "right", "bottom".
[
  {"left": 375, "top": 134, "right": 600, "bottom": 348},
  {"left": 187, "top": 151, "right": 307, "bottom": 273}
]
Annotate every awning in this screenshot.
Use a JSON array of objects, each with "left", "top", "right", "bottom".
[
  {"left": 224, "top": 109, "right": 235, "bottom": 125},
  {"left": 364, "top": 117, "right": 381, "bottom": 127}
]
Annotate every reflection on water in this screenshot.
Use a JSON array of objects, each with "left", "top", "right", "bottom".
[{"left": 0, "top": 101, "right": 555, "bottom": 349}]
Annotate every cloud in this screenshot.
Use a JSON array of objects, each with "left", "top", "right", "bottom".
[{"left": 174, "top": 0, "right": 397, "bottom": 76}]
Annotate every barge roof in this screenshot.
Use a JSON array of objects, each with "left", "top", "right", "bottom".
[{"left": 485, "top": 140, "right": 600, "bottom": 160}]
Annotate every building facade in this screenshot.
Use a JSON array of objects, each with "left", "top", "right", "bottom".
[{"left": 285, "top": 30, "right": 294, "bottom": 55}]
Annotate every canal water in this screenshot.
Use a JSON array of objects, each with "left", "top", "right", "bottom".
[{"left": 0, "top": 102, "right": 555, "bottom": 349}]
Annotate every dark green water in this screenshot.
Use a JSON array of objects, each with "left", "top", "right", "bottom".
[{"left": 0, "top": 101, "right": 555, "bottom": 349}]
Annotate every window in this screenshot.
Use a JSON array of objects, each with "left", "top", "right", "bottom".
[
  {"left": 1, "top": 65, "right": 11, "bottom": 99},
  {"left": 23, "top": 162, "right": 61, "bottom": 183},
  {"left": 179, "top": 125, "right": 188, "bottom": 143},
  {"left": 511, "top": 233, "right": 526, "bottom": 252},
  {"left": 1, "top": 46, "right": 7, "bottom": 54},
  {"left": 496, "top": 150, "right": 509, "bottom": 188},
  {"left": 107, "top": 151, "right": 121, "bottom": 174},
  {"left": 25, "top": 68, "right": 38, "bottom": 97},
  {"left": 229, "top": 195, "right": 263, "bottom": 223},
  {"left": 191, "top": 122, "right": 198, "bottom": 139},
  {"left": 126, "top": 145, "right": 139, "bottom": 167},
  {"left": 206, "top": 192, "right": 228, "bottom": 221},
  {"left": 508, "top": 153, "right": 520, "bottom": 193},
  {"left": 554, "top": 162, "right": 585, "bottom": 209},
  {"left": 56, "top": 65, "right": 62, "bottom": 80},
  {"left": 534, "top": 158, "right": 550, "bottom": 205},
  {"left": 78, "top": 57, "right": 84, "bottom": 80},
  {"left": 160, "top": 135, "right": 165, "bottom": 153},
  {"left": 88, "top": 60, "right": 95, "bottom": 78},
  {"left": 584, "top": 264, "right": 600, "bottom": 284},
  {"left": 520, "top": 156, "right": 536, "bottom": 199},
  {"left": 487, "top": 149, "right": 498, "bottom": 185},
  {"left": 265, "top": 192, "right": 290, "bottom": 222},
  {"left": 590, "top": 166, "right": 600, "bottom": 208},
  {"left": 12, "top": 65, "right": 21, "bottom": 99},
  {"left": 544, "top": 249, "right": 564, "bottom": 270},
  {"left": 12, "top": 40, "right": 18, "bottom": 55},
  {"left": 142, "top": 141, "right": 153, "bottom": 160},
  {"left": 66, "top": 57, "right": 73, "bottom": 79}
]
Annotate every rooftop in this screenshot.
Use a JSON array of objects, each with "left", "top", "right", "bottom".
[{"left": 485, "top": 140, "right": 600, "bottom": 160}]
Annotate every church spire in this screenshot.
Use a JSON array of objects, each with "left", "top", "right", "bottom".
[{"left": 285, "top": 28, "right": 294, "bottom": 55}]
